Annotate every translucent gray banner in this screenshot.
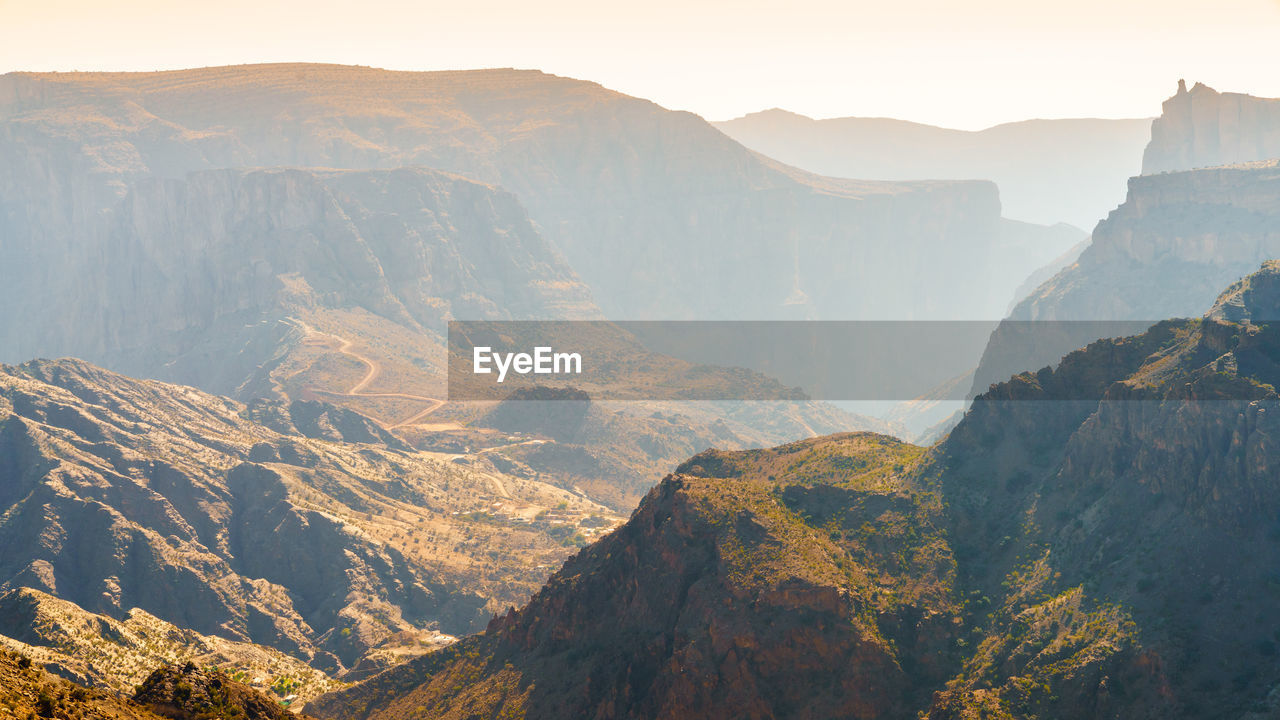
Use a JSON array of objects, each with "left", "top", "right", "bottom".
[{"left": 447, "top": 320, "right": 1168, "bottom": 401}]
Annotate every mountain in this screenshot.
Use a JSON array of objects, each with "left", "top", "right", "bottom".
[
  {"left": 714, "top": 109, "right": 1152, "bottom": 229},
  {"left": 308, "top": 433, "right": 949, "bottom": 720},
  {"left": 968, "top": 81, "right": 1280, "bottom": 404},
  {"left": 309, "top": 262, "right": 1280, "bottom": 719},
  {"left": 0, "top": 63, "right": 1018, "bottom": 508},
  {"left": 0, "top": 358, "right": 622, "bottom": 682},
  {"left": 1143, "top": 81, "right": 1280, "bottom": 174},
  {"left": 0, "top": 64, "right": 1070, "bottom": 344}
]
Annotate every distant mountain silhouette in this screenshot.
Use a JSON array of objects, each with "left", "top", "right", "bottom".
[{"left": 715, "top": 109, "right": 1151, "bottom": 229}]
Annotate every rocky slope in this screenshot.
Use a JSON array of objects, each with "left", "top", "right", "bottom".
[
  {"left": 715, "top": 110, "right": 1151, "bottom": 230},
  {"left": 310, "top": 263, "right": 1280, "bottom": 719},
  {"left": 308, "top": 433, "right": 952, "bottom": 720},
  {"left": 0, "top": 358, "right": 622, "bottom": 682},
  {"left": 1143, "top": 81, "right": 1280, "bottom": 174}
]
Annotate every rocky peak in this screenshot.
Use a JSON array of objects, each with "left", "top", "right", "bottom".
[{"left": 1142, "top": 81, "right": 1280, "bottom": 174}]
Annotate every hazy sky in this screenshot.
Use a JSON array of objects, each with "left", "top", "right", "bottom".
[{"left": 3, "top": 0, "right": 1279, "bottom": 129}]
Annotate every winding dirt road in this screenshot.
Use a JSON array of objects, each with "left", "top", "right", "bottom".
[{"left": 291, "top": 320, "right": 449, "bottom": 430}]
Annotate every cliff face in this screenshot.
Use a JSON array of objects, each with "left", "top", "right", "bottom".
[
  {"left": 0, "top": 359, "right": 620, "bottom": 679},
  {"left": 972, "top": 160, "right": 1280, "bottom": 393},
  {"left": 312, "top": 264, "right": 1280, "bottom": 720},
  {"left": 0, "top": 64, "right": 1056, "bottom": 329},
  {"left": 1143, "top": 81, "right": 1280, "bottom": 174},
  {"left": 1016, "top": 161, "right": 1280, "bottom": 320},
  {"left": 0, "top": 164, "right": 596, "bottom": 395},
  {"left": 971, "top": 82, "right": 1280, "bottom": 396}
]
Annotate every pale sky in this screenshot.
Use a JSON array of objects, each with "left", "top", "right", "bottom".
[{"left": 2, "top": 0, "right": 1279, "bottom": 129}]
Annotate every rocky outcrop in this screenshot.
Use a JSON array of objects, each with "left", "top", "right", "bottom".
[
  {"left": 0, "top": 587, "right": 339, "bottom": 705},
  {"left": 1143, "top": 81, "right": 1280, "bottom": 174}
]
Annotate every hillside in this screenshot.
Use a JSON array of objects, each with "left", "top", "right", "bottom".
[
  {"left": 311, "top": 262, "right": 1280, "bottom": 719},
  {"left": 0, "top": 358, "right": 623, "bottom": 687},
  {"left": 308, "top": 433, "right": 951, "bottom": 720},
  {"left": 0, "top": 648, "right": 166, "bottom": 720},
  {"left": 0, "top": 587, "right": 341, "bottom": 707},
  {"left": 714, "top": 109, "right": 1151, "bottom": 229},
  {"left": 0, "top": 649, "right": 302, "bottom": 720}
]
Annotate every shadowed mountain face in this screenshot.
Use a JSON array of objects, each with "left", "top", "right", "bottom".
[
  {"left": 308, "top": 263, "right": 1280, "bottom": 720},
  {"left": 715, "top": 110, "right": 1152, "bottom": 229},
  {"left": 0, "top": 358, "right": 622, "bottom": 677},
  {"left": 0, "top": 163, "right": 596, "bottom": 395},
  {"left": 1143, "top": 82, "right": 1280, "bottom": 174},
  {"left": 0, "top": 64, "right": 1067, "bottom": 337}
]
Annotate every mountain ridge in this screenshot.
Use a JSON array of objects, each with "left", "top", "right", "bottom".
[{"left": 714, "top": 108, "right": 1152, "bottom": 229}]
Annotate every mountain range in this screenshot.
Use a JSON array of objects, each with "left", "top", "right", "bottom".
[
  {"left": 714, "top": 110, "right": 1152, "bottom": 229},
  {"left": 5, "top": 65, "right": 1280, "bottom": 720}
]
